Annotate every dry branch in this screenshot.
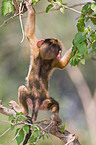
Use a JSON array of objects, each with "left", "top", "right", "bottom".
[
  {"left": 0, "top": 100, "right": 81, "bottom": 145},
  {"left": 39, "top": 123, "right": 80, "bottom": 145},
  {"left": 0, "top": 100, "right": 16, "bottom": 116}
]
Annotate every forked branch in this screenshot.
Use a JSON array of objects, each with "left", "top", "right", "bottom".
[{"left": 0, "top": 100, "right": 81, "bottom": 145}]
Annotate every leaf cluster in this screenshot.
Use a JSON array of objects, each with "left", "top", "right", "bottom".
[
  {"left": 0, "top": 0, "right": 96, "bottom": 67},
  {"left": 8, "top": 112, "right": 47, "bottom": 145},
  {"left": 1, "top": 0, "right": 15, "bottom": 15},
  {"left": 1, "top": 0, "right": 66, "bottom": 15},
  {"left": 70, "top": 2, "right": 96, "bottom": 66},
  {"left": 1, "top": 0, "right": 40, "bottom": 15},
  {"left": 46, "top": 0, "right": 66, "bottom": 14}
]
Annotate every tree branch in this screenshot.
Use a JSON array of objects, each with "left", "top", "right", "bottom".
[
  {"left": 0, "top": 12, "right": 20, "bottom": 28},
  {"left": 39, "top": 123, "right": 81, "bottom": 145},
  {"left": 0, "top": 2, "right": 96, "bottom": 28},
  {"left": 64, "top": 5, "right": 96, "bottom": 19},
  {"left": 0, "top": 100, "right": 81, "bottom": 145},
  {"left": 0, "top": 127, "right": 11, "bottom": 137},
  {"left": 0, "top": 100, "right": 16, "bottom": 116},
  {"left": 70, "top": 3, "right": 86, "bottom": 8}
]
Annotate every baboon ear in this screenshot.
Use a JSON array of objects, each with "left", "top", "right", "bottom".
[{"left": 37, "top": 39, "right": 45, "bottom": 48}]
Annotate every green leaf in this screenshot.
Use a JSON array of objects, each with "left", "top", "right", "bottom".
[
  {"left": 92, "top": 41, "right": 96, "bottom": 50},
  {"left": 16, "top": 136, "right": 22, "bottom": 145},
  {"left": 77, "top": 42, "right": 88, "bottom": 55},
  {"left": 70, "top": 56, "right": 80, "bottom": 66},
  {"left": 46, "top": 4, "right": 53, "bottom": 13},
  {"left": 91, "top": 3, "right": 96, "bottom": 12},
  {"left": 15, "top": 128, "right": 20, "bottom": 136},
  {"left": 16, "top": 135, "right": 24, "bottom": 145},
  {"left": 23, "top": 125, "right": 29, "bottom": 134},
  {"left": 32, "top": 0, "right": 40, "bottom": 4},
  {"left": 70, "top": 56, "right": 78, "bottom": 66},
  {"left": 1, "top": 0, "right": 14, "bottom": 15},
  {"left": 71, "top": 46, "right": 77, "bottom": 55},
  {"left": 29, "top": 136, "right": 37, "bottom": 143},
  {"left": 77, "top": 18, "right": 85, "bottom": 32},
  {"left": 16, "top": 112, "right": 23, "bottom": 116},
  {"left": 82, "top": 2, "right": 92, "bottom": 15},
  {"left": 74, "top": 32, "right": 86, "bottom": 45},
  {"left": 61, "top": 123, "right": 67, "bottom": 132},
  {"left": 16, "top": 129, "right": 24, "bottom": 145},
  {"left": 11, "top": 124, "right": 14, "bottom": 130},
  {"left": 70, "top": 58, "right": 74, "bottom": 66},
  {"left": 45, "top": 133, "right": 49, "bottom": 139},
  {"left": 17, "top": 115, "right": 27, "bottom": 120},
  {"left": 81, "top": 59, "right": 85, "bottom": 65},
  {"left": 84, "top": 26, "right": 91, "bottom": 34},
  {"left": 85, "top": 16, "right": 90, "bottom": 22},
  {"left": 42, "top": 134, "right": 45, "bottom": 140},
  {"left": 8, "top": 114, "right": 15, "bottom": 120},
  {"left": 33, "top": 130, "right": 39, "bottom": 137},
  {"left": 90, "top": 31, "right": 96, "bottom": 41},
  {"left": 76, "top": 52, "right": 82, "bottom": 58},
  {"left": 19, "top": 129, "right": 24, "bottom": 139},
  {"left": 90, "top": 14, "right": 96, "bottom": 25}
]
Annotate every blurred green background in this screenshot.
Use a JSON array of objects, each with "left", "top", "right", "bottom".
[{"left": 0, "top": 0, "right": 96, "bottom": 145}]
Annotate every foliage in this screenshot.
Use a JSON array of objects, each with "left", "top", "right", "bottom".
[
  {"left": 0, "top": 0, "right": 96, "bottom": 66},
  {"left": 61, "top": 123, "right": 67, "bottom": 132},
  {"left": 1, "top": 0, "right": 15, "bottom": 15},
  {"left": 70, "top": 2, "right": 96, "bottom": 66},
  {"left": 0, "top": 0, "right": 96, "bottom": 144},
  {"left": 8, "top": 112, "right": 46, "bottom": 145},
  {"left": 47, "top": 1, "right": 96, "bottom": 66}
]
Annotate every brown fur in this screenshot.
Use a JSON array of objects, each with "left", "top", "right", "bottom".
[
  {"left": 17, "top": 2, "right": 72, "bottom": 124},
  {"left": 11, "top": 2, "right": 73, "bottom": 144}
]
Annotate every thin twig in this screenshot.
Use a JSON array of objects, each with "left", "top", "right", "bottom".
[
  {"left": 64, "top": 5, "right": 96, "bottom": 18},
  {"left": 37, "top": 2, "right": 86, "bottom": 14},
  {"left": 37, "top": 3, "right": 96, "bottom": 18},
  {"left": 43, "top": 121, "right": 55, "bottom": 131},
  {"left": 34, "top": 119, "right": 51, "bottom": 123},
  {"left": 0, "top": 120, "right": 14, "bottom": 125},
  {"left": 0, "top": 128, "right": 11, "bottom": 137},
  {"left": 0, "top": 119, "right": 31, "bottom": 127},
  {"left": 19, "top": 2, "right": 25, "bottom": 43},
  {"left": 70, "top": 3, "right": 86, "bottom": 8},
  {"left": 0, "top": 2, "right": 96, "bottom": 28},
  {"left": 65, "top": 5, "right": 81, "bottom": 14},
  {"left": 19, "top": 14, "right": 25, "bottom": 43},
  {"left": 0, "top": 15, "right": 17, "bottom": 28},
  {"left": 48, "top": 134, "right": 56, "bottom": 145},
  {"left": 0, "top": 12, "right": 20, "bottom": 28},
  {"left": 0, "top": 108, "right": 81, "bottom": 145}
]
